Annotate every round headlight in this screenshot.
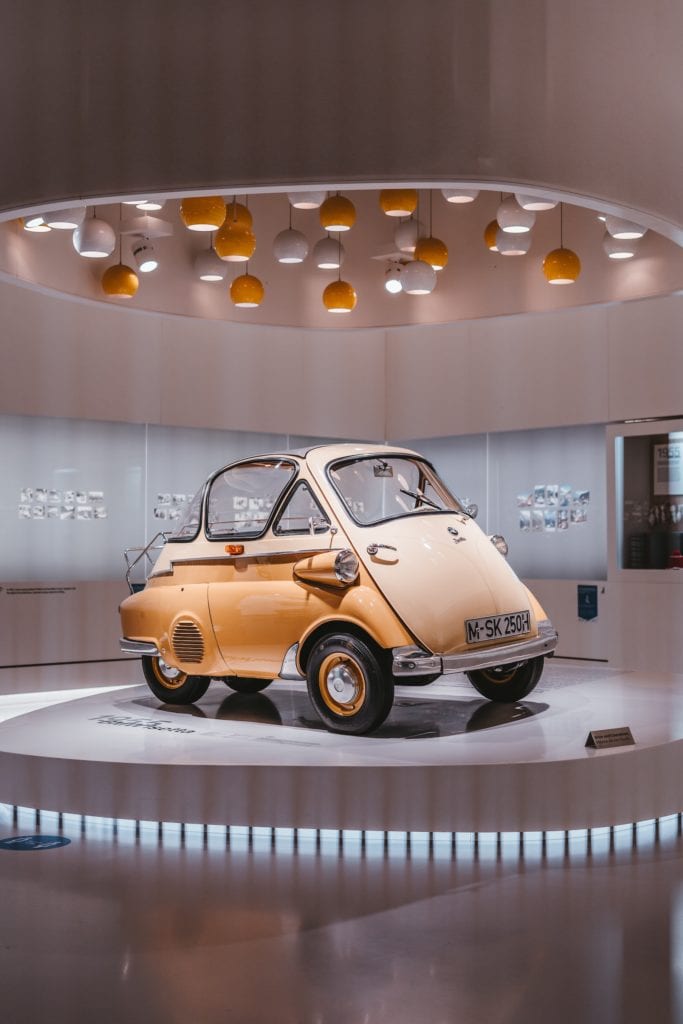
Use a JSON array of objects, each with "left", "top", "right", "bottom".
[
  {"left": 334, "top": 549, "right": 359, "bottom": 584},
  {"left": 490, "top": 535, "right": 509, "bottom": 557}
]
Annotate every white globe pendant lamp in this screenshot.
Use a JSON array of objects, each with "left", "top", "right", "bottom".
[
  {"left": 45, "top": 207, "right": 86, "bottom": 230},
  {"left": 194, "top": 247, "right": 228, "bottom": 281},
  {"left": 605, "top": 215, "right": 646, "bottom": 240},
  {"left": 312, "top": 236, "right": 344, "bottom": 270},
  {"left": 273, "top": 227, "right": 309, "bottom": 264},
  {"left": 401, "top": 259, "right": 437, "bottom": 295},
  {"left": 73, "top": 212, "right": 116, "bottom": 258},
  {"left": 287, "top": 191, "right": 326, "bottom": 210},
  {"left": 514, "top": 193, "right": 558, "bottom": 212},
  {"left": 394, "top": 218, "right": 424, "bottom": 254},
  {"left": 441, "top": 188, "right": 479, "bottom": 204},
  {"left": 602, "top": 232, "right": 637, "bottom": 259},
  {"left": 496, "top": 196, "right": 535, "bottom": 233},
  {"left": 496, "top": 228, "right": 532, "bottom": 255}
]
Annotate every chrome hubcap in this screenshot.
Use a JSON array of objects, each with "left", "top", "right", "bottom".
[
  {"left": 158, "top": 658, "right": 182, "bottom": 681},
  {"left": 325, "top": 663, "right": 361, "bottom": 706}
]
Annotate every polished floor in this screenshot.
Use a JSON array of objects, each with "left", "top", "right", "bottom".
[
  {"left": 1, "top": 661, "right": 683, "bottom": 1023},
  {"left": 2, "top": 807, "right": 683, "bottom": 1023}
]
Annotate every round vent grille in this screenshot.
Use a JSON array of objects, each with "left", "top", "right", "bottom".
[{"left": 171, "top": 621, "right": 205, "bottom": 664}]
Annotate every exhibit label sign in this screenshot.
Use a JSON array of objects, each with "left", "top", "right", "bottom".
[{"left": 585, "top": 727, "right": 635, "bottom": 749}]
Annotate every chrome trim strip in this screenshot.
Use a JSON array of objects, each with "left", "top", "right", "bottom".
[
  {"left": 166, "top": 547, "right": 343, "bottom": 570},
  {"left": 392, "top": 622, "right": 559, "bottom": 677},
  {"left": 279, "top": 643, "right": 304, "bottom": 680},
  {"left": 120, "top": 638, "right": 159, "bottom": 656}
]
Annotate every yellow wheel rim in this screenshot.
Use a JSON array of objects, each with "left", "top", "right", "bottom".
[
  {"left": 151, "top": 657, "right": 188, "bottom": 691},
  {"left": 480, "top": 664, "right": 518, "bottom": 685},
  {"left": 318, "top": 652, "right": 366, "bottom": 717}
]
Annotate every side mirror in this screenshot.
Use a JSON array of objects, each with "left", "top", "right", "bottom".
[
  {"left": 308, "top": 516, "right": 329, "bottom": 536},
  {"left": 465, "top": 503, "right": 479, "bottom": 520}
]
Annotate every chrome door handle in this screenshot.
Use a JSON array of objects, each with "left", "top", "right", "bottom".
[{"left": 367, "top": 543, "right": 397, "bottom": 556}]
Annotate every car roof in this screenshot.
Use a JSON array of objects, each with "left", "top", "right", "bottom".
[{"left": 209, "top": 442, "right": 422, "bottom": 480}]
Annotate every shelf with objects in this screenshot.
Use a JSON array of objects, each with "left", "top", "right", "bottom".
[{"left": 611, "top": 418, "right": 683, "bottom": 576}]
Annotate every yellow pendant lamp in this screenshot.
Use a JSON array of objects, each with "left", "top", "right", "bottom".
[
  {"left": 379, "top": 188, "right": 418, "bottom": 217},
  {"left": 224, "top": 201, "right": 253, "bottom": 230},
  {"left": 542, "top": 204, "right": 580, "bottom": 284},
  {"left": 484, "top": 220, "right": 499, "bottom": 252},
  {"left": 214, "top": 223, "right": 256, "bottom": 262},
  {"left": 323, "top": 279, "right": 357, "bottom": 313},
  {"left": 414, "top": 235, "right": 448, "bottom": 271},
  {"left": 101, "top": 263, "right": 139, "bottom": 298},
  {"left": 542, "top": 247, "right": 581, "bottom": 284},
  {"left": 180, "top": 196, "right": 226, "bottom": 232},
  {"left": 320, "top": 194, "right": 356, "bottom": 232},
  {"left": 230, "top": 272, "right": 264, "bottom": 308}
]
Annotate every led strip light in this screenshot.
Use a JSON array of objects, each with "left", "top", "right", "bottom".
[{"left": 1, "top": 803, "right": 681, "bottom": 860}]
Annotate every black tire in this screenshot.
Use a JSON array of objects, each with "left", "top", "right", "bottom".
[
  {"left": 142, "top": 655, "right": 211, "bottom": 705},
  {"left": 466, "top": 655, "right": 544, "bottom": 703},
  {"left": 306, "top": 633, "right": 394, "bottom": 735},
  {"left": 222, "top": 677, "right": 273, "bottom": 695}
]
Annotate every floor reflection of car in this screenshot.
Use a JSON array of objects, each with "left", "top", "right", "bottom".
[{"left": 120, "top": 444, "right": 558, "bottom": 735}]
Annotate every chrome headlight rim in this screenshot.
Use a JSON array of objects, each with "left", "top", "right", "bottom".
[{"left": 334, "top": 549, "right": 360, "bottom": 584}]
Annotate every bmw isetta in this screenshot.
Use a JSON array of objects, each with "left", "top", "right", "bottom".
[{"left": 120, "top": 444, "right": 558, "bottom": 734}]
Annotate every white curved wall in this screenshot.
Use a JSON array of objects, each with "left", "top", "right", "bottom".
[{"left": 2, "top": 277, "right": 681, "bottom": 441}]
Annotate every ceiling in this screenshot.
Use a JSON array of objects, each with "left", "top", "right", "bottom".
[{"left": 2, "top": 186, "right": 682, "bottom": 330}]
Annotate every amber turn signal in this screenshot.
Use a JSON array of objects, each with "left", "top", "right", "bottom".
[{"left": 225, "top": 544, "right": 245, "bottom": 555}]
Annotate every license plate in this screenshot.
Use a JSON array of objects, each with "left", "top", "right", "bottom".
[{"left": 465, "top": 610, "right": 531, "bottom": 645}]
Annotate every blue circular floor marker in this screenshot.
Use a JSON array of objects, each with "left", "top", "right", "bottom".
[{"left": 0, "top": 835, "right": 71, "bottom": 851}]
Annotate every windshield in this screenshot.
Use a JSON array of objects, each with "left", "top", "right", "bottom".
[{"left": 328, "top": 455, "right": 464, "bottom": 526}]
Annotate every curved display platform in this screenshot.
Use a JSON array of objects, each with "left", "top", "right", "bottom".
[{"left": 1, "top": 664, "right": 683, "bottom": 832}]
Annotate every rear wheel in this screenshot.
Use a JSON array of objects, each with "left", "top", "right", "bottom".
[
  {"left": 466, "top": 655, "right": 544, "bottom": 703},
  {"left": 306, "top": 633, "right": 394, "bottom": 735},
  {"left": 142, "top": 655, "right": 211, "bottom": 705},
  {"left": 222, "top": 677, "right": 273, "bottom": 695}
]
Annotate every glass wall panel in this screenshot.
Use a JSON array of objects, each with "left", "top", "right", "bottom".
[
  {"left": 406, "top": 425, "right": 607, "bottom": 580},
  {"left": 0, "top": 414, "right": 145, "bottom": 581}
]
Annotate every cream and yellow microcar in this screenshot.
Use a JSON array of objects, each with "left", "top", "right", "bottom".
[{"left": 120, "top": 444, "right": 558, "bottom": 734}]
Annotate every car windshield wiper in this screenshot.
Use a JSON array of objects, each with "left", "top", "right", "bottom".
[{"left": 399, "top": 488, "right": 441, "bottom": 511}]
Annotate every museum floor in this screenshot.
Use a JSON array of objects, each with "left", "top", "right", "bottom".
[{"left": 1, "top": 660, "right": 683, "bottom": 1023}]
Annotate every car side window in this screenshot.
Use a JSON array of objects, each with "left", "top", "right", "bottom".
[
  {"left": 273, "top": 481, "right": 330, "bottom": 536},
  {"left": 168, "top": 486, "right": 204, "bottom": 541},
  {"left": 206, "top": 460, "right": 296, "bottom": 539}
]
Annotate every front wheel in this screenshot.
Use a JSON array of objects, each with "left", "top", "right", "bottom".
[
  {"left": 306, "top": 634, "right": 394, "bottom": 735},
  {"left": 466, "top": 655, "right": 544, "bottom": 703},
  {"left": 142, "top": 655, "right": 211, "bottom": 705}
]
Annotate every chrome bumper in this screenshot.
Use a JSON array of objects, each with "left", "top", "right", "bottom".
[
  {"left": 392, "top": 621, "right": 559, "bottom": 678},
  {"left": 119, "top": 638, "right": 160, "bottom": 657}
]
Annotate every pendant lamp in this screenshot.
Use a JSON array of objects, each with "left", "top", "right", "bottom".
[
  {"left": 312, "top": 236, "right": 345, "bottom": 270},
  {"left": 230, "top": 272, "right": 264, "bottom": 307},
  {"left": 180, "top": 196, "right": 226, "bottom": 232},
  {"left": 497, "top": 195, "right": 535, "bottom": 233},
  {"left": 441, "top": 189, "right": 479, "bottom": 204},
  {"left": 484, "top": 220, "right": 499, "bottom": 252},
  {"left": 73, "top": 211, "right": 116, "bottom": 257},
  {"left": 542, "top": 204, "right": 580, "bottom": 284},
  {"left": 323, "top": 279, "right": 356, "bottom": 313},
  {"left": 320, "top": 194, "right": 356, "bottom": 232},
  {"left": 379, "top": 189, "right": 418, "bottom": 217},
  {"left": 101, "top": 262, "right": 139, "bottom": 297}
]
